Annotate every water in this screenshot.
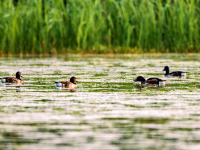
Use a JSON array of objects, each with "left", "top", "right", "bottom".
[{"left": 0, "top": 54, "right": 200, "bottom": 150}]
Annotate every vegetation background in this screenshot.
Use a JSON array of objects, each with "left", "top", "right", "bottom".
[{"left": 0, "top": 0, "right": 200, "bottom": 55}]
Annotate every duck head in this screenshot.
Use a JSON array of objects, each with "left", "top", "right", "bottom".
[
  {"left": 133, "top": 76, "right": 146, "bottom": 82},
  {"left": 163, "top": 66, "right": 169, "bottom": 74},
  {"left": 70, "top": 76, "right": 78, "bottom": 83},
  {"left": 16, "top": 71, "right": 22, "bottom": 79}
]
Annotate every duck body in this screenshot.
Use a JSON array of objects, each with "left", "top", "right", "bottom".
[
  {"left": 55, "top": 81, "right": 77, "bottom": 88},
  {"left": 134, "top": 76, "right": 166, "bottom": 87},
  {"left": 0, "top": 72, "right": 23, "bottom": 84},
  {"left": 163, "top": 66, "right": 187, "bottom": 77},
  {"left": 55, "top": 76, "right": 78, "bottom": 89}
]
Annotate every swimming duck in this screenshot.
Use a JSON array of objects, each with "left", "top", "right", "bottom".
[
  {"left": 0, "top": 71, "right": 23, "bottom": 84},
  {"left": 55, "top": 76, "right": 78, "bottom": 88},
  {"left": 163, "top": 66, "right": 187, "bottom": 77},
  {"left": 133, "top": 76, "right": 166, "bottom": 86}
]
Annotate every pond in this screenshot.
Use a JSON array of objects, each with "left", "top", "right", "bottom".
[{"left": 0, "top": 54, "right": 200, "bottom": 150}]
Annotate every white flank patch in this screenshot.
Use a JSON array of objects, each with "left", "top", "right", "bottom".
[
  {"left": 1, "top": 79, "right": 6, "bottom": 83},
  {"left": 55, "top": 82, "right": 62, "bottom": 87},
  {"left": 159, "top": 81, "right": 165, "bottom": 87}
]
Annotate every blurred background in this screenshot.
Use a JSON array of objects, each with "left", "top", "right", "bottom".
[{"left": 0, "top": 0, "right": 200, "bottom": 55}]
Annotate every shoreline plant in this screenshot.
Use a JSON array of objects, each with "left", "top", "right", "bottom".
[{"left": 0, "top": 0, "right": 200, "bottom": 54}]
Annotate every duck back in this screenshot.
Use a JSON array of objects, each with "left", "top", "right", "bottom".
[{"left": 58, "top": 81, "right": 77, "bottom": 88}]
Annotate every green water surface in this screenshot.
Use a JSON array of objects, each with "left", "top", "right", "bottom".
[{"left": 0, "top": 54, "right": 200, "bottom": 150}]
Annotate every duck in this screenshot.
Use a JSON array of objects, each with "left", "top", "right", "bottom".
[
  {"left": 0, "top": 71, "right": 23, "bottom": 84},
  {"left": 55, "top": 76, "right": 78, "bottom": 88},
  {"left": 133, "top": 76, "right": 166, "bottom": 86},
  {"left": 163, "top": 66, "right": 187, "bottom": 77}
]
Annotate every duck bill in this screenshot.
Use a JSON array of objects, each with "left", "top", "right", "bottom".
[
  {"left": 162, "top": 69, "right": 165, "bottom": 71},
  {"left": 133, "top": 79, "right": 137, "bottom": 82}
]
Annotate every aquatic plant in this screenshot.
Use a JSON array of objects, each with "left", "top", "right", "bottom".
[{"left": 0, "top": 0, "right": 200, "bottom": 54}]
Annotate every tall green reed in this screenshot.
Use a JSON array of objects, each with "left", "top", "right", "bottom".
[{"left": 0, "top": 0, "right": 200, "bottom": 54}]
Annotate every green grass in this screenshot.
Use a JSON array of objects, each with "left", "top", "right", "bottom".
[
  {"left": 0, "top": 72, "right": 10, "bottom": 76},
  {"left": 1, "top": 131, "right": 40, "bottom": 144},
  {"left": 102, "top": 117, "right": 170, "bottom": 124},
  {"left": 34, "top": 99, "right": 55, "bottom": 102},
  {"left": 0, "top": 0, "right": 200, "bottom": 54}
]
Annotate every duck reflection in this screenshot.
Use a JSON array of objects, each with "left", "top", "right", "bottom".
[
  {"left": 56, "top": 87, "right": 78, "bottom": 92},
  {"left": 0, "top": 83, "right": 22, "bottom": 92},
  {"left": 134, "top": 83, "right": 164, "bottom": 91},
  {"left": 16, "top": 86, "right": 21, "bottom": 92}
]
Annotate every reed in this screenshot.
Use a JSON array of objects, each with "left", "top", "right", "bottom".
[{"left": 0, "top": 0, "right": 200, "bottom": 54}]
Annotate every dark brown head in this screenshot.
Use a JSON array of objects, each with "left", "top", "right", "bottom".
[
  {"left": 133, "top": 76, "right": 146, "bottom": 82},
  {"left": 70, "top": 76, "right": 78, "bottom": 83},
  {"left": 16, "top": 71, "right": 22, "bottom": 79},
  {"left": 163, "top": 66, "right": 169, "bottom": 74}
]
